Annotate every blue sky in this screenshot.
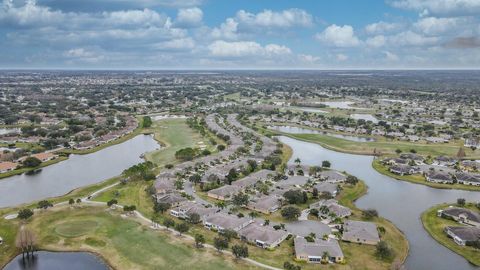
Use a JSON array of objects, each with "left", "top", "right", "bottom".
[{"left": 1, "top": 0, "right": 479, "bottom": 69}]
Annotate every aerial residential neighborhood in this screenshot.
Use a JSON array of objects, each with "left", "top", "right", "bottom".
[{"left": 0, "top": 1, "right": 480, "bottom": 270}]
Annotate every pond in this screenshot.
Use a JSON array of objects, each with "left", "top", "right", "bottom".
[
  {"left": 291, "top": 107, "right": 329, "bottom": 114},
  {"left": 0, "top": 134, "right": 160, "bottom": 208},
  {"left": 3, "top": 251, "right": 109, "bottom": 270},
  {"left": 0, "top": 128, "right": 20, "bottom": 135},
  {"left": 268, "top": 125, "right": 376, "bottom": 142},
  {"left": 350, "top": 113, "right": 379, "bottom": 123},
  {"left": 320, "top": 101, "right": 360, "bottom": 109},
  {"left": 278, "top": 136, "right": 480, "bottom": 270}
]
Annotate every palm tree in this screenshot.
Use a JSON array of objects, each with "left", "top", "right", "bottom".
[
  {"left": 263, "top": 219, "right": 270, "bottom": 226},
  {"left": 294, "top": 157, "right": 301, "bottom": 167},
  {"left": 322, "top": 251, "right": 330, "bottom": 263}
]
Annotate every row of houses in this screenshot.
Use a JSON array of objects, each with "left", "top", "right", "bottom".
[
  {"left": 438, "top": 207, "right": 480, "bottom": 246},
  {"left": 0, "top": 152, "right": 57, "bottom": 173}
]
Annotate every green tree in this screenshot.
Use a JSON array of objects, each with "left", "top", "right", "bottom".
[
  {"left": 107, "top": 199, "right": 118, "bottom": 207},
  {"left": 457, "top": 198, "right": 466, "bottom": 206},
  {"left": 375, "top": 241, "right": 394, "bottom": 260},
  {"left": 68, "top": 198, "right": 75, "bottom": 205},
  {"left": 232, "top": 192, "right": 249, "bottom": 207},
  {"left": 154, "top": 202, "right": 171, "bottom": 213},
  {"left": 163, "top": 218, "right": 175, "bottom": 229},
  {"left": 142, "top": 116, "right": 153, "bottom": 128},
  {"left": 37, "top": 200, "right": 53, "bottom": 209},
  {"left": 188, "top": 213, "right": 201, "bottom": 224},
  {"left": 18, "top": 209, "right": 34, "bottom": 220},
  {"left": 194, "top": 233, "right": 205, "bottom": 248},
  {"left": 321, "top": 160, "right": 331, "bottom": 168},
  {"left": 175, "top": 222, "right": 190, "bottom": 235},
  {"left": 221, "top": 229, "right": 237, "bottom": 242},
  {"left": 23, "top": 157, "right": 41, "bottom": 167},
  {"left": 213, "top": 237, "right": 229, "bottom": 252},
  {"left": 175, "top": 148, "right": 196, "bottom": 161},
  {"left": 232, "top": 244, "right": 249, "bottom": 259},
  {"left": 281, "top": 206, "right": 301, "bottom": 221}
]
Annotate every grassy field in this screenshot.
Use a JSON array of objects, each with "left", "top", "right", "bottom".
[
  {"left": 263, "top": 124, "right": 480, "bottom": 159},
  {"left": 372, "top": 160, "right": 480, "bottom": 191},
  {"left": 144, "top": 118, "right": 211, "bottom": 168},
  {"left": 0, "top": 206, "right": 260, "bottom": 270},
  {"left": 422, "top": 203, "right": 480, "bottom": 266},
  {"left": 224, "top": 92, "right": 241, "bottom": 101}
]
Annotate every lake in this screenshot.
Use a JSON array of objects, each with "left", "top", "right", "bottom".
[
  {"left": 269, "top": 125, "right": 376, "bottom": 142},
  {"left": 350, "top": 113, "right": 379, "bottom": 123},
  {"left": 292, "top": 107, "right": 329, "bottom": 114},
  {"left": 0, "top": 128, "right": 20, "bottom": 135},
  {"left": 3, "top": 251, "right": 108, "bottom": 270},
  {"left": 0, "top": 134, "right": 160, "bottom": 208},
  {"left": 278, "top": 136, "right": 480, "bottom": 270}
]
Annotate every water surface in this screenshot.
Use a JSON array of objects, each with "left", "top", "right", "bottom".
[
  {"left": 278, "top": 136, "right": 479, "bottom": 270},
  {"left": 269, "top": 125, "right": 375, "bottom": 142},
  {"left": 0, "top": 135, "right": 159, "bottom": 208},
  {"left": 3, "top": 251, "right": 108, "bottom": 270}
]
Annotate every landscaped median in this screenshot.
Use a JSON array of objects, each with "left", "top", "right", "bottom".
[
  {"left": 421, "top": 203, "right": 480, "bottom": 266},
  {"left": 372, "top": 159, "right": 480, "bottom": 192}
]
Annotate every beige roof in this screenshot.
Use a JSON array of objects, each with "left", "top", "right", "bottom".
[{"left": 0, "top": 162, "right": 17, "bottom": 171}]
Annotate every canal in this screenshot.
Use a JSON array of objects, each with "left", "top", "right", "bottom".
[
  {"left": 279, "top": 136, "right": 479, "bottom": 270},
  {"left": 0, "top": 134, "right": 160, "bottom": 208}
]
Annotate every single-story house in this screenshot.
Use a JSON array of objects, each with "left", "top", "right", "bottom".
[
  {"left": 455, "top": 172, "right": 480, "bottom": 186},
  {"left": 155, "top": 192, "right": 187, "bottom": 206},
  {"left": 310, "top": 199, "right": 351, "bottom": 219},
  {"left": 246, "top": 195, "right": 283, "bottom": 214},
  {"left": 232, "top": 169, "right": 274, "bottom": 189},
  {"left": 154, "top": 177, "right": 176, "bottom": 195},
  {"left": 319, "top": 170, "right": 347, "bottom": 183},
  {"left": 207, "top": 185, "right": 242, "bottom": 201},
  {"left": 294, "top": 237, "right": 344, "bottom": 264},
  {"left": 445, "top": 226, "right": 480, "bottom": 246},
  {"left": 432, "top": 156, "right": 457, "bottom": 167},
  {"left": 204, "top": 213, "right": 253, "bottom": 233},
  {"left": 342, "top": 220, "right": 380, "bottom": 245},
  {"left": 425, "top": 171, "right": 454, "bottom": 184},
  {"left": 170, "top": 201, "right": 218, "bottom": 220},
  {"left": 31, "top": 152, "right": 57, "bottom": 162},
  {"left": 238, "top": 223, "right": 289, "bottom": 249},
  {"left": 439, "top": 207, "right": 480, "bottom": 227},
  {"left": 313, "top": 182, "right": 339, "bottom": 196},
  {"left": 0, "top": 162, "right": 18, "bottom": 173},
  {"left": 389, "top": 164, "right": 417, "bottom": 176},
  {"left": 275, "top": 175, "right": 310, "bottom": 189}
]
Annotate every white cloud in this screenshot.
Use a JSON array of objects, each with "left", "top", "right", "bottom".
[
  {"left": 414, "top": 17, "right": 460, "bottom": 35},
  {"left": 336, "top": 54, "right": 348, "bottom": 61},
  {"left": 154, "top": 37, "right": 195, "bottom": 50},
  {"left": 389, "top": 31, "right": 439, "bottom": 46},
  {"left": 103, "top": 9, "right": 167, "bottom": 27},
  {"left": 315, "top": 24, "right": 361, "bottom": 47},
  {"left": 384, "top": 51, "right": 399, "bottom": 61},
  {"left": 175, "top": 7, "right": 202, "bottom": 28},
  {"left": 391, "top": 0, "right": 480, "bottom": 16},
  {"left": 365, "top": 21, "right": 402, "bottom": 34},
  {"left": 298, "top": 54, "right": 320, "bottom": 64},
  {"left": 366, "top": 35, "right": 386, "bottom": 47},
  {"left": 211, "top": 18, "right": 238, "bottom": 40},
  {"left": 235, "top": 8, "right": 313, "bottom": 29},
  {"left": 0, "top": 0, "right": 65, "bottom": 26},
  {"left": 208, "top": 40, "right": 290, "bottom": 58},
  {"left": 63, "top": 48, "right": 104, "bottom": 63}
]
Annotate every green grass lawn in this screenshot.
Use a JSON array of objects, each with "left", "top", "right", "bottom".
[
  {"left": 144, "top": 118, "right": 211, "bottom": 168},
  {"left": 263, "top": 124, "right": 480, "bottom": 159},
  {"left": 372, "top": 160, "right": 480, "bottom": 191},
  {"left": 422, "top": 203, "right": 480, "bottom": 266},
  {"left": 0, "top": 206, "right": 260, "bottom": 270}
]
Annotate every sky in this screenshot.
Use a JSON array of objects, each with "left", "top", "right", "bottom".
[{"left": 1, "top": 0, "right": 480, "bottom": 69}]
